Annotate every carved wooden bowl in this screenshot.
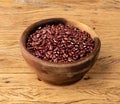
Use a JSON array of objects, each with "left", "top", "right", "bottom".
[{"left": 20, "top": 18, "right": 101, "bottom": 85}]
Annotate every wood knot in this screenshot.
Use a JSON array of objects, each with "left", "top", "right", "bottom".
[
  {"left": 5, "top": 81, "right": 10, "bottom": 83},
  {"left": 83, "top": 75, "right": 91, "bottom": 80}
]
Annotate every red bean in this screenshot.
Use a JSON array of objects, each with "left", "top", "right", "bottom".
[{"left": 26, "top": 23, "right": 95, "bottom": 63}]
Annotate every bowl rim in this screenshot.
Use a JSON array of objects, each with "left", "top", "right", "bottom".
[{"left": 20, "top": 18, "right": 101, "bottom": 67}]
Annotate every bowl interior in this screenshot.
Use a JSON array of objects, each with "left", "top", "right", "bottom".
[{"left": 20, "top": 18, "right": 100, "bottom": 67}]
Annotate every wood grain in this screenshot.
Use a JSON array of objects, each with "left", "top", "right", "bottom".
[{"left": 0, "top": 0, "right": 120, "bottom": 103}]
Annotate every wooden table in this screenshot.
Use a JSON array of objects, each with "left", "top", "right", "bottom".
[{"left": 0, "top": 0, "right": 120, "bottom": 103}]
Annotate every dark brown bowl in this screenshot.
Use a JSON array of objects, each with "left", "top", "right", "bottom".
[{"left": 20, "top": 18, "right": 101, "bottom": 85}]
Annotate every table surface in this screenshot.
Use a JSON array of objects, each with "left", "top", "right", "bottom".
[{"left": 0, "top": 0, "right": 120, "bottom": 104}]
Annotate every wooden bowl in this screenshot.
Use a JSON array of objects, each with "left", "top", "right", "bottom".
[{"left": 20, "top": 18, "right": 101, "bottom": 85}]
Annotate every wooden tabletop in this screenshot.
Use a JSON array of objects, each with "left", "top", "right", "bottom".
[{"left": 0, "top": 0, "right": 120, "bottom": 103}]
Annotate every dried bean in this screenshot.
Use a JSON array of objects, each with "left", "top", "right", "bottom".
[{"left": 26, "top": 23, "right": 95, "bottom": 63}]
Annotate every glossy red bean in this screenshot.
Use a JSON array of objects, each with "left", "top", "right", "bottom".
[{"left": 26, "top": 23, "right": 95, "bottom": 63}]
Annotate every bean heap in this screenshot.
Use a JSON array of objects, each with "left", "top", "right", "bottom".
[{"left": 27, "top": 24, "right": 95, "bottom": 63}]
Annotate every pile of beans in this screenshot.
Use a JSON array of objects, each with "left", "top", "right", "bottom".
[{"left": 26, "top": 23, "right": 95, "bottom": 63}]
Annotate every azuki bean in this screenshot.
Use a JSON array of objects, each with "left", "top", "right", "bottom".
[{"left": 27, "top": 23, "right": 95, "bottom": 63}]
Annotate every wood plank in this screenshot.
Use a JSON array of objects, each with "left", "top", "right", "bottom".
[
  {"left": 0, "top": 74, "right": 120, "bottom": 103},
  {"left": 0, "top": 74, "right": 120, "bottom": 86},
  {"left": 0, "top": 0, "right": 120, "bottom": 103}
]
